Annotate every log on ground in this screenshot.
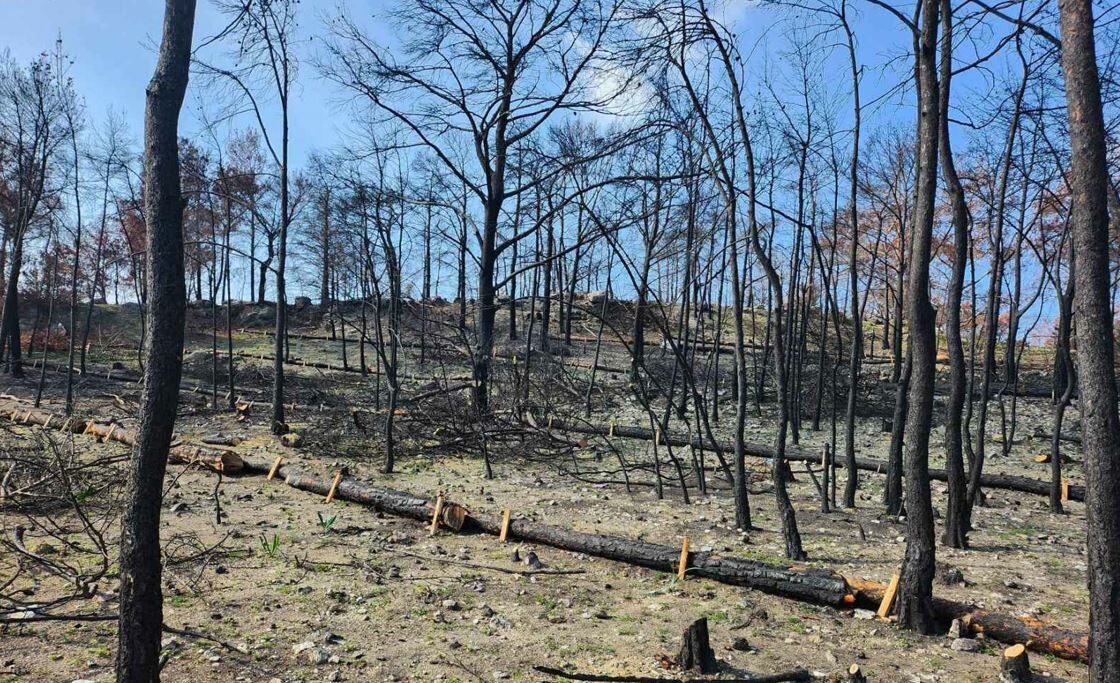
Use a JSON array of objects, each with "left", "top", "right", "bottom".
[{"left": 536, "top": 416, "right": 1087, "bottom": 503}]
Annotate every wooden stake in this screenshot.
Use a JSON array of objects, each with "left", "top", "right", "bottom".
[
  {"left": 103, "top": 424, "right": 117, "bottom": 443},
  {"left": 1061, "top": 479, "right": 1070, "bottom": 503},
  {"left": 608, "top": 419, "right": 615, "bottom": 438},
  {"left": 41, "top": 414, "right": 53, "bottom": 430},
  {"left": 430, "top": 492, "right": 445, "bottom": 535},
  {"left": 877, "top": 573, "right": 901, "bottom": 619},
  {"left": 499, "top": 508, "right": 512, "bottom": 543},
  {"left": 677, "top": 536, "right": 690, "bottom": 581},
  {"left": 324, "top": 471, "right": 343, "bottom": 503},
  {"left": 267, "top": 456, "right": 283, "bottom": 480}
]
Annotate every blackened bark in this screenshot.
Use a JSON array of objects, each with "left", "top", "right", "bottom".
[
  {"left": 116, "top": 1, "right": 195, "bottom": 681},
  {"left": 842, "top": 0, "right": 862, "bottom": 508},
  {"left": 938, "top": 0, "right": 969, "bottom": 549},
  {"left": 1050, "top": 271, "right": 1074, "bottom": 512},
  {"left": 1057, "top": 0, "right": 1120, "bottom": 677},
  {"left": 896, "top": 0, "right": 938, "bottom": 634},
  {"left": 884, "top": 351, "right": 910, "bottom": 516},
  {"left": 0, "top": 237, "right": 27, "bottom": 377}
]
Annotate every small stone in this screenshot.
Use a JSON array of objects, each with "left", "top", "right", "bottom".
[
  {"left": 950, "top": 638, "right": 980, "bottom": 653},
  {"left": 936, "top": 563, "right": 965, "bottom": 586},
  {"left": 293, "top": 641, "right": 316, "bottom": 655},
  {"left": 947, "top": 618, "right": 963, "bottom": 639},
  {"left": 328, "top": 671, "right": 342, "bottom": 682},
  {"left": 853, "top": 609, "right": 876, "bottom": 620},
  {"left": 442, "top": 599, "right": 461, "bottom": 611},
  {"left": 280, "top": 432, "right": 303, "bottom": 448},
  {"left": 731, "top": 637, "right": 751, "bottom": 651},
  {"left": 305, "top": 648, "right": 330, "bottom": 665}
]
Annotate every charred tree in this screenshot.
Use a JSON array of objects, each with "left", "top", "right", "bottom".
[{"left": 115, "top": 1, "right": 195, "bottom": 680}]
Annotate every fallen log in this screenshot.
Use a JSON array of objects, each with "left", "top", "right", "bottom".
[
  {"left": 533, "top": 665, "right": 811, "bottom": 683},
  {"left": 845, "top": 577, "right": 1087, "bottom": 662},
  {"left": 2, "top": 399, "right": 1090, "bottom": 663},
  {"left": 237, "top": 328, "right": 628, "bottom": 376},
  {"left": 24, "top": 357, "right": 263, "bottom": 398},
  {"left": 1, "top": 402, "right": 242, "bottom": 474},
  {"left": 535, "top": 416, "right": 1087, "bottom": 503},
  {"left": 266, "top": 464, "right": 1089, "bottom": 662},
  {"left": 230, "top": 349, "right": 473, "bottom": 383},
  {"left": 275, "top": 466, "right": 852, "bottom": 605}
]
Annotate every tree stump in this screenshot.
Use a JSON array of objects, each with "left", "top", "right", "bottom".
[
  {"left": 846, "top": 663, "right": 867, "bottom": 682},
  {"left": 1000, "top": 644, "right": 1030, "bottom": 682},
  {"left": 678, "top": 617, "right": 718, "bottom": 674}
]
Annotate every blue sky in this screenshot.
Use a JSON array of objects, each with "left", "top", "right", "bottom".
[
  {"left": 0, "top": 0, "right": 345, "bottom": 163},
  {"left": 0, "top": 0, "right": 931, "bottom": 169}
]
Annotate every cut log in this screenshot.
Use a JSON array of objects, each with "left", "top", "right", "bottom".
[
  {"left": 534, "top": 416, "right": 1087, "bottom": 502},
  {"left": 845, "top": 663, "right": 867, "bottom": 683},
  {"left": 276, "top": 468, "right": 852, "bottom": 605},
  {"left": 678, "top": 618, "right": 717, "bottom": 674},
  {"left": 2, "top": 402, "right": 242, "bottom": 473},
  {"left": 846, "top": 577, "right": 1087, "bottom": 662},
  {"left": 532, "top": 665, "right": 810, "bottom": 682},
  {"left": 1000, "top": 644, "right": 1030, "bottom": 682}
]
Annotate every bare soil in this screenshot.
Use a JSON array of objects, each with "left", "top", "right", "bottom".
[{"left": 0, "top": 305, "right": 1091, "bottom": 683}]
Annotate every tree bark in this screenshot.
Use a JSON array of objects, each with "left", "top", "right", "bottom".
[
  {"left": 116, "top": 1, "right": 195, "bottom": 680},
  {"left": 938, "top": 0, "right": 969, "bottom": 549},
  {"left": 1057, "top": 0, "right": 1120, "bottom": 677},
  {"left": 896, "top": 0, "right": 939, "bottom": 634}
]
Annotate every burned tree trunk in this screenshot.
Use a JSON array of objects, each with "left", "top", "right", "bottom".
[
  {"left": 1057, "top": 0, "right": 1120, "bottom": 677},
  {"left": 678, "top": 618, "right": 718, "bottom": 674},
  {"left": 938, "top": 0, "right": 969, "bottom": 549},
  {"left": 116, "top": 1, "right": 195, "bottom": 681},
  {"left": 897, "top": 0, "right": 939, "bottom": 634}
]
